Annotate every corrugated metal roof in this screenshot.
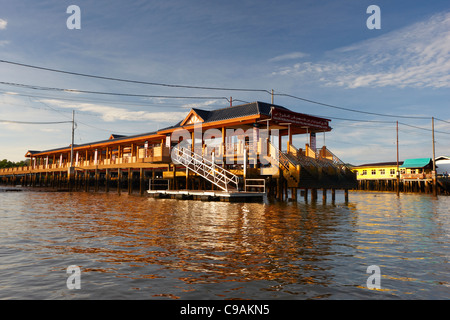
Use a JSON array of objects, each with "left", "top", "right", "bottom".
[
  {"left": 25, "top": 102, "right": 296, "bottom": 156},
  {"left": 188, "top": 101, "right": 281, "bottom": 124},
  {"left": 400, "top": 158, "right": 433, "bottom": 168},
  {"left": 354, "top": 161, "right": 403, "bottom": 168}
]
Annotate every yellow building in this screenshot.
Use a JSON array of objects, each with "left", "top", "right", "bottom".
[
  {"left": 351, "top": 161, "right": 402, "bottom": 191},
  {"left": 352, "top": 158, "right": 436, "bottom": 192},
  {"left": 352, "top": 161, "right": 402, "bottom": 181}
]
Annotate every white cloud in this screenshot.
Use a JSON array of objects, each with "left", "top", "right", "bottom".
[
  {"left": 180, "top": 99, "right": 222, "bottom": 109},
  {"left": 272, "top": 61, "right": 353, "bottom": 77},
  {"left": 271, "top": 11, "right": 450, "bottom": 89},
  {"left": 269, "top": 52, "right": 309, "bottom": 62},
  {"left": 40, "top": 99, "right": 187, "bottom": 123},
  {"left": 0, "top": 19, "right": 7, "bottom": 30}
]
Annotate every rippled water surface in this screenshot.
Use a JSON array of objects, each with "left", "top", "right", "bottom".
[{"left": 0, "top": 188, "right": 448, "bottom": 299}]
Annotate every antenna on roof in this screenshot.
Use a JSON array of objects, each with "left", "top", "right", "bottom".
[
  {"left": 230, "top": 97, "right": 232, "bottom": 107},
  {"left": 271, "top": 89, "right": 274, "bottom": 104}
]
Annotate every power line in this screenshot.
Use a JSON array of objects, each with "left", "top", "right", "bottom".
[
  {"left": 0, "top": 119, "right": 72, "bottom": 124},
  {"left": 0, "top": 59, "right": 270, "bottom": 93},
  {"left": 0, "top": 81, "right": 232, "bottom": 101},
  {"left": 0, "top": 89, "right": 220, "bottom": 110},
  {"left": 399, "top": 121, "right": 450, "bottom": 135},
  {"left": 1, "top": 59, "right": 445, "bottom": 122},
  {"left": 275, "top": 92, "right": 432, "bottom": 120},
  {"left": 309, "top": 114, "right": 395, "bottom": 124},
  {"left": 1, "top": 59, "right": 447, "bottom": 127},
  {"left": 435, "top": 117, "right": 450, "bottom": 125}
]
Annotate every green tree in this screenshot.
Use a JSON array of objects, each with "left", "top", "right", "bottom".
[{"left": 0, "top": 159, "right": 30, "bottom": 168}]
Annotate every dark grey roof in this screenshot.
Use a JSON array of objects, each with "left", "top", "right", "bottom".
[
  {"left": 109, "top": 134, "right": 127, "bottom": 139},
  {"left": 190, "top": 101, "right": 284, "bottom": 124},
  {"left": 355, "top": 161, "right": 404, "bottom": 168},
  {"left": 28, "top": 101, "right": 286, "bottom": 155}
]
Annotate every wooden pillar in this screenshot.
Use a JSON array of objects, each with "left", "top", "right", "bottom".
[
  {"left": 222, "top": 126, "right": 226, "bottom": 166},
  {"left": 172, "top": 165, "right": 177, "bottom": 190},
  {"left": 304, "top": 188, "right": 308, "bottom": 202},
  {"left": 331, "top": 188, "right": 336, "bottom": 202},
  {"left": 322, "top": 188, "right": 327, "bottom": 203},
  {"left": 277, "top": 177, "right": 283, "bottom": 201},
  {"left": 284, "top": 180, "right": 288, "bottom": 200},
  {"left": 291, "top": 187, "right": 297, "bottom": 201},
  {"left": 345, "top": 189, "right": 349, "bottom": 202},
  {"left": 75, "top": 170, "right": 80, "bottom": 191},
  {"left": 128, "top": 168, "right": 132, "bottom": 195},
  {"left": 94, "top": 168, "right": 99, "bottom": 192},
  {"left": 140, "top": 167, "right": 144, "bottom": 195},
  {"left": 105, "top": 169, "right": 110, "bottom": 193},
  {"left": 117, "top": 168, "right": 121, "bottom": 195},
  {"left": 167, "top": 164, "right": 171, "bottom": 190},
  {"left": 84, "top": 170, "right": 89, "bottom": 192},
  {"left": 311, "top": 188, "right": 317, "bottom": 202},
  {"left": 151, "top": 169, "right": 155, "bottom": 191}
]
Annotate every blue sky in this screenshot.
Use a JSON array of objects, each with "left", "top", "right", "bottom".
[{"left": 0, "top": 0, "right": 449, "bottom": 164}]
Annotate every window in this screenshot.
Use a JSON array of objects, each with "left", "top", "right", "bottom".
[
  {"left": 371, "top": 169, "right": 376, "bottom": 175},
  {"left": 410, "top": 169, "right": 416, "bottom": 174},
  {"left": 390, "top": 169, "right": 396, "bottom": 175},
  {"left": 379, "top": 169, "right": 385, "bottom": 175},
  {"left": 362, "top": 170, "right": 367, "bottom": 176}
]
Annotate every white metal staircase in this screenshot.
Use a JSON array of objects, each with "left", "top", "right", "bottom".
[{"left": 171, "top": 145, "right": 240, "bottom": 192}]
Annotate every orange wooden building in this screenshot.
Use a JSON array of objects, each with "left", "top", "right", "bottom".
[{"left": 1, "top": 101, "right": 356, "bottom": 201}]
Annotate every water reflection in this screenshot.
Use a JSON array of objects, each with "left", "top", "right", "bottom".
[{"left": 0, "top": 189, "right": 448, "bottom": 299}]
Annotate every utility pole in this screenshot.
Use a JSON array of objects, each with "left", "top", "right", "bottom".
[
  {"left": 70, "top": 110, "right": 75, "bottom": 167},
  {"left": 69, "top": 110, "right": 75, "bottom": 191},
  {"left": 432, "top": 117, "right": 437, "bottom": 197},
  {"left": 396, "top": 121, "right": 400, "bottom": 196}
]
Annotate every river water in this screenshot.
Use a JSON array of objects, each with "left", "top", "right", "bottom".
[{"left": 0, "top": 187, "right": 448, "bottom": 300}]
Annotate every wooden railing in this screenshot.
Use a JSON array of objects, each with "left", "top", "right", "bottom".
[
  {"left": 171, "top": 145, "right": 240, "bottom": 192},
  {"left": 402, "top": 173, "right": 433, "bottom": 180}
]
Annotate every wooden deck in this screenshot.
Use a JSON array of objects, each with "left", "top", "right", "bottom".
[
  {"left": 147, "top": 190, "right": 265, "bottom": 202},
  {"left": 0, "top": 102, "right": 358, "bottom": 201}
]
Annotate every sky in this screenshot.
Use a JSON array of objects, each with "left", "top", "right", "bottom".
[{"left": 0, "top": 0, "right": 449, "bottom": 165}]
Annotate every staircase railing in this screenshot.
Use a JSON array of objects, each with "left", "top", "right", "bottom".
[
  {"left": 288, "top": 144, "right": 320, "bottom": 169},
  {"left": 317, "top": 147, "right": 352, "bottom": 173},
  {"left": 171, "top": 145, "right": 239, "bottom": 192},
  {"left": 267, "top": 141, "right": 297, "bottom": 171}
]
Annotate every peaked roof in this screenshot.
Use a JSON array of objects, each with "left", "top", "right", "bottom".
[
  {"left": 400, "top": 158, "right": 433, "bottom": 168},
  {"left": 24, "top": 101, "right": 329, "bottom": 157},
  {"left": 179, "top": 109, "right": 207, "bottom": 126},
  {"left": 178, "top": 101, "right": 283, "bottom": 126},
  {"left": 109, "top": 134, "right": 127, "bottom": 140},
  {"left": 354, "top": 161, "right": 403, "bottom": 168}
]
